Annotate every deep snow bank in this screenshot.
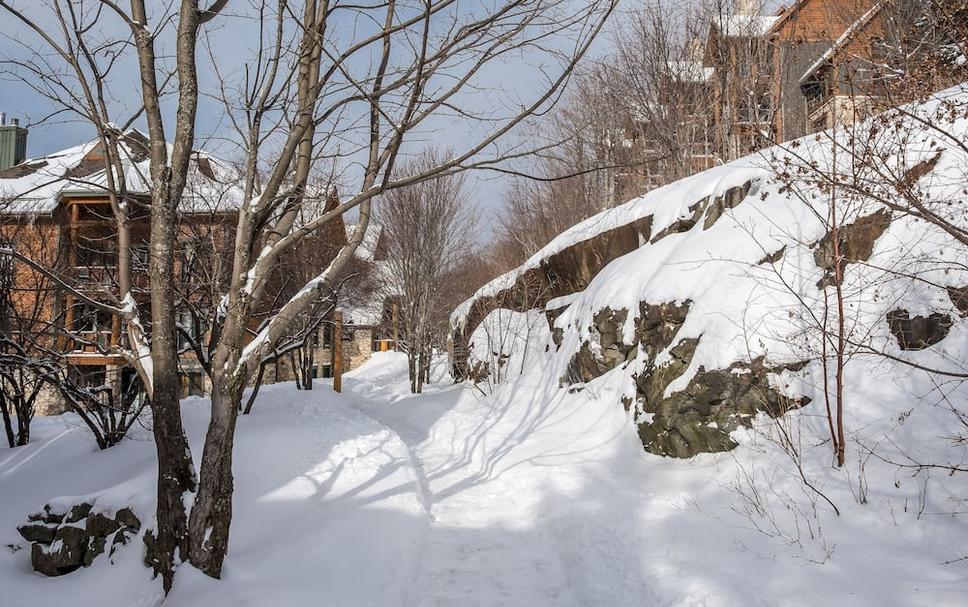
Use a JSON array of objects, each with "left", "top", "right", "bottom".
[
  {"left": 459, "top": 84, "right": 968, "bottom": 457},
  {"left": 0, "top": 372, "right": 427, "bottom": 607}
]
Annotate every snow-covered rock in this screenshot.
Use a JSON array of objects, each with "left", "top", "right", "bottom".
[{"left": 459, "top": 83, "right": 968, "bottom": 458}]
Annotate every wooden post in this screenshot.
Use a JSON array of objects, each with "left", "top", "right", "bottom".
[
  {"left": 62, "top": 202, "right": 80, "bottom": 351},
  {"left": 333, "top": 310, "right": 343, "bottom": 393},
  {"left": 391, "top": 302, "right": 399, "bottom": 350}
]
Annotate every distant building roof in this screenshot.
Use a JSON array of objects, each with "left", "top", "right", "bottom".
[
  {"left": 345, "top": 223, "right": 385, "bottom": 262},
  {"left": 798, "top": 3, "right": 885, "bottom": 83},
  {"left": 0, "top": 130, "right": 244, "bottom": 216},
  {"left": 714, "top": 14, "right": 779, "bottom": 38}
]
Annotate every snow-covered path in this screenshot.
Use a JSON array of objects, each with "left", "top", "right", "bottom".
[
  {"left": 3, "top": 352, "right": 967, "bottom": 606},
  {"left": 343, "top": 360, "right": 582, "bottom": 607}
]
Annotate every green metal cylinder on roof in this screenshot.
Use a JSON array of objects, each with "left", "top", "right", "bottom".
[{"left": 0, "top": 117, "right": 28, "bottom": 171}]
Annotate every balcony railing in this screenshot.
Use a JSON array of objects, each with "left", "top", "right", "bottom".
[
  {"left": 71, "top": 329, "right": 115, "bottom": 353},
  {"left": 74, "top": 265, "right": 116, "bottom": 287}
]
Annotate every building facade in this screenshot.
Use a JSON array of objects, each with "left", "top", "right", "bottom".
[{"left": 0, "top": 128, "right": 393, "bottom": 415}]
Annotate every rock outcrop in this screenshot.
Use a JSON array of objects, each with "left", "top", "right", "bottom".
[
  {"left": 563, "top": 299, "right": 809, "bottom": 458},
  {"left": 635, "top": 351, "right": 808, "bottom": 458},
  {"left": 814, "top": 210, "right": 892, "bottom": 287},
  {"left": 887, "top": 309, "right": 954, "bottom": 350},
  {"left": 451, "top": 179, "right": 758, "bottom": 380},
  {"left": 17, "top": 502, "right": 140, "bottom": 576}
]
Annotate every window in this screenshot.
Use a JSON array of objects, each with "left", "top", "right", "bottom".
[
  {"left": 68, "top": 364, "right": 107, "bottom": 389},
  {"left": 180, "top": 370, "right": 206, "bottom": 397},
  {"left": 70, "top": 303, "right": 113, "bottom": 351}
]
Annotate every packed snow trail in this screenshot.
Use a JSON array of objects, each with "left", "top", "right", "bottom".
[
  {"left": 342, "top": 358, "right": 581, "bottom": 607},
  {"left": 3, "top": 352, "right": 967, "bottom": 606}
]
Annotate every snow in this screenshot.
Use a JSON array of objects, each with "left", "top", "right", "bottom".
[
  {"left": 3, "top": 88, "right": 968, "bottom": 606},
  {"left": 345, "top": 222, "right": 382, "bottom": 262},
  {"left": 0, "top": 132, "right": 244, "bottom": 216},
  {"left": 466, "top": 309, "right": 550, "bottom": 387},
  {"left": 0, "top": 372, "right": 426, "bottom": 607},
  {"left": 715, "top": 14, "right": 779, "bottom": 38},
  {"left": 2, "top": 338, "right": 968, "bottom": 605},
  {"left": 0, "top": 142, "right": 96, "bottom": 215}
]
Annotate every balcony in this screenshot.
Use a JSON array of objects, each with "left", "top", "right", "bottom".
[{"left": 66, "top": 329, "right": 126, "bottom": 366}]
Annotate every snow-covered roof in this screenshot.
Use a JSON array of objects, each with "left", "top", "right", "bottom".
[
  {"left": 666, "top": 61, "right": 715, "bottom": 83},
  {"left": 346, "top": 223, "right": 383, "bottom": 262},
  {"left": 0, "top": 130, "right": 244, "bottom": 216},
  {"left": 715, "top": 14, "right": 778, "bottom": 38},
  {"left": 338, "top": 298, "right": 384, "bottom": 326}
]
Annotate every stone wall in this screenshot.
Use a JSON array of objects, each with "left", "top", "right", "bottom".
[{"left": 315, "top": 326, "right": 376, "bottom": 375}]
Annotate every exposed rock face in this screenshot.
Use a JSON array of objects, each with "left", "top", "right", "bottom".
[
  {"left": 636, "top": 352, "right": 808, "bottom": 458},
  {"left": 564, "top": 299, "right": 809, "bottom": 459},
  {"left": 452, "top": 180, "right": 758, "bottom": 380},
  {"left": 17, "top": 502, "right": 141, "bottom": 576},
  {"left": 565, "top": 308, "right": 634, "bottom": 383},
  {"left": 814, "top": 210, "right": 892, "bottom": 287},
  {"left": 948, "top": 285, "right": 968, "bottom": 316},
  {"left": 565, "top": 301, "right": 691, "bottom": 385},
  {"left": 887, "top": 309, "right": 954, "bottom": 350}
]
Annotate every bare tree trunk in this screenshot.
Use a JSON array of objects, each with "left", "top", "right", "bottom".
[
  {"left": 187, "top": 373, "right": 244, "bottom": 577},
  {"left": 133, "top": 0, "right": 204, "bottom": 588},
  {"left": 831, "top": 205, "right": 847, "bottom": 469},
  {"left": 1, "top": 395, "right": 15, "bottom": 448},
  {"left": 408, "top": 347, "right": 417, "bottom": 393},
  {"left": 820, "top": 289, "right": 840, "bottom": 462},
  {"left": 830, "top": 120, "right": 846, "bottom": 469},
  {"left": 421, "top": 343, "right": 431, "bottom": 386}
]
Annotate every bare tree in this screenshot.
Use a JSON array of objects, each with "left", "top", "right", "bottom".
[
  {"left": 380, "top": 150, "right": 475, "bottom": 393},
  {"left": 1, "top": 0, "right": 616, "bottom": 587}
]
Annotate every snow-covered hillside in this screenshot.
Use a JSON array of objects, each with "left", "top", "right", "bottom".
[
  {"left": 2, "top": 344, "right": 967, "bottom": 605},
  {"left": 452, "top": 85, "right": 968, "bottom": 598},
  {"left": 3, "top": 86, "right": 968, "bottom": 605}
]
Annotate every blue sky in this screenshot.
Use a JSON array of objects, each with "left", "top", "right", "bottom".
[{"left": 0, "top": 1, "right": 623, "bottom": 238}]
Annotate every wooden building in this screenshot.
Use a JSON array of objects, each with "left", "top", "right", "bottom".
[
  {"left": 0, "top": 130, "right": 242, "bottom": 411},
  {"left": 767, "top": 0, "right": 887, "bottom": 140},
  {"left": 0, "top": 129, "right": 393, "bottom": 413}
]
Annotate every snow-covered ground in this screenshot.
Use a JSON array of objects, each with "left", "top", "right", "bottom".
[{"left": 2, "top": 350, "right": 966, "bottom": 605}]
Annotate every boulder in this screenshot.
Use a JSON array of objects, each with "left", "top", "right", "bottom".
[
  {"left": 85, "top": 511, "right": 122, "bottom": 537},
  {"left": 115, "top": 508, "right": 141, "bottom": 532},
  {"left": 887, "top": 309, "right": 953, "bottom": 350},
  {"left": 17, "top": 501, "right": 141, "bottom": 576},
  {"left": 31, "top": 525, "right": 88, "bottom": 576},
  {"left": 64, "top": 502, "right": 92, "bottom": 524},
  {"left": 17, "top": 523, "right": 57, "bottom": 544}
]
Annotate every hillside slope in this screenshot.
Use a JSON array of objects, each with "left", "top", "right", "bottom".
[{"left": 452, "top": 85, "right": 968, "bottom": 599}]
